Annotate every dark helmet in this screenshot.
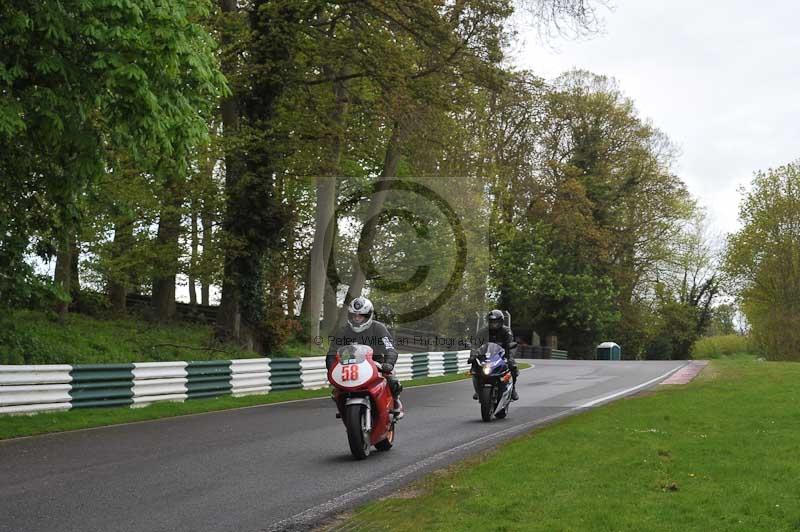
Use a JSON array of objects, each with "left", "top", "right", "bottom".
[{"left": 486, "top": 309, "right": 504, "bottom": 331}]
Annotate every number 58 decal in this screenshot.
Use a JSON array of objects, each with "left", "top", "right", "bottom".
[{"left": 342, "top": 365, "right": 360, "bottom": 381}]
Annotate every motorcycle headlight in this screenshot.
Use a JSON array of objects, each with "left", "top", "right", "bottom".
[{"left": 482, "top": 366, "right": 491, "bottom": 375}]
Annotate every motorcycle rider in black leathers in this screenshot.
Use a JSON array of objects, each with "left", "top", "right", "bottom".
[
  {"left": 470, "top": 309, "right": 519, "bottom": 401},
  {"left": 326, "top": 296, "right": 404, "bottom": 419}
]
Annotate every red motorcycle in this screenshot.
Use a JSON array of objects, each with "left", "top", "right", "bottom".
[{"left": 328, "top": 344, "right": 399, "bottom": 459}]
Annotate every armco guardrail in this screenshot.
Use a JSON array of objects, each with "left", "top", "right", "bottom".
[
  {"left": 0, "top": 350, "right": 471, "bottom": 416},
  {"left": 517, "top": 346, "right": 569, "bottom": 359}
]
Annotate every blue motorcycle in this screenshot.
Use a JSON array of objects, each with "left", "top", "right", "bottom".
[{"left": 470, "top": 342, "right": 516, "bottom": 422}]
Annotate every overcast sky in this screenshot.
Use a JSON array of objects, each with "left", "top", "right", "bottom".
[{"left": 511, "top": 0, "right": 800, "bottom": 237}]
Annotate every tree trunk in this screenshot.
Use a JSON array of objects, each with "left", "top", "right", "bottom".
[
  {"left": 217, "top": 0, "right": 242, "bottom": 339},
  {"left": 337, "top": 121, "right": 404, "bottom": 326},
  {"left": 70, "top": 236, "right": 80, "bottom": 307},
  {"left": 53, "top": 226, "right": 73, "bottom": 320},
  {"left": 216, "top": 0, "right": 260, "bottom": 349},
  {"left": 152, "top": 176, "right": 182, "bottom": 322},
  {"left": 300, "top": 65, "right": 349, "bottom": 341},
  {"left": 322, "top": 279, "right": 339, "bottom": 337},
  {"left": 285, "top": 213, "right": 299, "bottom": 319},
  {"left": 200, "top": 202, "right": 213, "bottom": 306},
  {"left": 189, "top": 207, "right": 198, "bottom": 306},
  {"left": 216, "top": 0, "right": 297, "bottom": 352},
  {"left": 201, "top": 282, "right": 211, "bottom": 307},
  {"left": 321, "top": 220, "right": 340, "bottom": 336},
  {"left": 108, "top": 218, "right": 133, "bottom": 313},
  {"left": 300, "top": 177, "right": 337, "bottom": 339}
]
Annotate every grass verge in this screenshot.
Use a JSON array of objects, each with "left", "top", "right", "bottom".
[
  {"left": 0, "top": 366, "right": 511, "bottom": 441},
  {"left": 0, "top": 310, "right": 264, "bottom": 364},
  {"left": 333, "top": 356, "right": 800, "bottom": 532}
]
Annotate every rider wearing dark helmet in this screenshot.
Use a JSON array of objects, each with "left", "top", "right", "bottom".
[
  {"left": 326, "top": 296, "right": 404, "bottom": 419},
  {"left": 471, "top": 309, "right": 519, "bottom": 401}
]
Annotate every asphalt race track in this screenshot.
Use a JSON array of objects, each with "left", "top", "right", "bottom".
[{"left": 0, "top": 359, "right": 686, "bottom": 532}]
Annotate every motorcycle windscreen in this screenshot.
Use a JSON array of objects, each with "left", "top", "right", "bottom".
[
  {"left": 479, "top": 342, "right": 505, "bottom": 359},
  {"left": 331, "top": 344, "right": 376, "bottom": 388},
  {"left": 339, "top": 344, "right": 372, "bottom": 365}
]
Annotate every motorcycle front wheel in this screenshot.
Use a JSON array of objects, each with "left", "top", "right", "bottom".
[
  {"left": 345, "top": 404, "right": 371, "bottom": 460},
  {"left": 479, "top": 386, "right": 493, "bottom": 422}
]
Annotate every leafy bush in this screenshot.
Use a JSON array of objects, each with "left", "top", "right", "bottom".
[
  {"left": 690, "top": 334, "right": 755, "bottom": 359},
  {"left": 73, "top": 289, "right": 111, "bottom": 317},
  {"left": 0, "top": 314, "right": 49, "bottom": 364}
]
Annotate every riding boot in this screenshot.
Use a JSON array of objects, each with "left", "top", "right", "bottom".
[
  {"left": 511, "top": 367, "right": 519, "bottom": 401},
  {"left": 391, "top": 397, "right": 404, "bottom": 420}
]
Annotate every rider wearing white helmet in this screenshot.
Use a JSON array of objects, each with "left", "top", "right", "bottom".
[{"left": 326, "top": 296, "right": 403, "bottom": 418}]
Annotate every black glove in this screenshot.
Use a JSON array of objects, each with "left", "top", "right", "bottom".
[{"left": 380, "top": 363, "right": 394, "bottom": 374}]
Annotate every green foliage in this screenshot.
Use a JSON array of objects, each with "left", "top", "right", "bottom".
[
  {"left": 705, "top": 303, "right": 738, "bottom": 336},
  {"left": 691, "top": 335, "right": 755, "bottom": 359},
  {"left": 1, "top": 0, "right": 714, "bottom": 361},
  {"left": 645, "top": 300, "right": 700, "bottom": 360},
  {"left": 479, "top": 71, "right": 701, "bottom": 356},
  {"left": 0, "top": 310, "right": 258, "bottom": 365},
  {"left": 366, "top": 177, "right": 490, "bottom": 336},
  {"left": 501, "top": 223, "right": 620, "bottom": 356},
  {"left": 0, "top": 314, "right": 46, "bottom": 365},
  {"left": 724, "top": 162, "right": 800, "bottom": 361},
  {"left": 72, "top": 289, "right": 112, "bottom": 318},
  {"left": 0, "top": 0, "right": 226, "bottom": 309}
]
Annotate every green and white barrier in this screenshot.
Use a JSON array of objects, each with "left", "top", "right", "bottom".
[
  {"left": 186, "top": 360, "right": 232, "bottom": 399},
  {"left": 132, "top": 362, "right": 188, "bottom": 407},
  {"left": 0, "top": 365, "right": 73, "bottom": 414},
  {"left": 393, "top": 354, "right": 414, "bottom": 381},
  {"left": 427, "top": 352, "right": 445, "bottom": 377},
  {"left": 70, "top": 364, "right": 134, "bottom": 409},
  {"left": 269, "top": 358, "right": 302, "bottom": 391},
  {"left": 230, "top": 358, "right": 271, "bottom": 397},
  {"left": 0, "top": 349, "right": 472, "bottom": 416},
  {"left": 411, "top": 353, "right": 429, "bottom": 379}
]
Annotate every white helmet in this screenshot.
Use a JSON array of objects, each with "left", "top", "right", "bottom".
[{"left": 347, "top": 296, "right": 374, "bottom": 333}]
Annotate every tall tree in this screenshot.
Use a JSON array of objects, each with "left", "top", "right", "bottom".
[
  {"left": 0, "top": 0, "right": 225, "bottom": 316},
  {"left": 725, "top": 162, "right": 800, "bottom": 360},
  {"left": 647, "top": 211, "right": 721, "bottom": 359},
  {"left": 215, "top": 0, "right": 298, "bottom": 351}
]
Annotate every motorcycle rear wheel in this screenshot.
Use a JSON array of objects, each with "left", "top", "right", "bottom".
[
  {"left": 345, "top": 404, "right": 371, "bottom": 460},
  {"left": 479, "top": 387, "right": 493, "bottom": 422}
]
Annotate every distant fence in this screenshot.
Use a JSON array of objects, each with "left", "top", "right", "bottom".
[
  {"left": 385, "top": 326, "right": 456, "bottom": 354},
  {"left": 123, "top": 297, "right": 452, "bottom": 353},
  {"left": 517, "top": 346, "right": 569, "bottom": 360},
  {"left": 126, "top": 293, "right": 218, "bottom": 324},
  {"left": 0, "top": 351, "right": 471, "bottom": 416}
]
